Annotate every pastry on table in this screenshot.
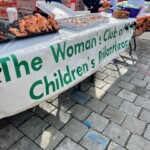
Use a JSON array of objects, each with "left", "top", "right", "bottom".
[
  {"left": 48, "top": 16, "right": 60, "bottom": 30},
  {"left": 9, "top": 13, "right": 60, "bottom": 37},
  {"left": 9, "top": 27, "right": 28, "bottom": 37}
]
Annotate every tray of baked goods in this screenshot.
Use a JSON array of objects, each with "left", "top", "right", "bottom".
[
  {"left": 57, "top": 14, "right": 109, "bottom": 30},
  {"left": 9, "top": 13, "right": 60, "bottom": 39},
  {"left": 84, "top": 14, "right": 109, "bottom": 23},
  {"left": 0, "top": 13, "right": 60, "bottom": 43}
]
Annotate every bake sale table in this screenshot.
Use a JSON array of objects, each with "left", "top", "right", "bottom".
[{"left": 0, "top": 16, "right": 135, "bottom": 119}]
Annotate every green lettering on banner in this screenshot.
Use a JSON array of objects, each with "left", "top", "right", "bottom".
[
  {"left": 121, "top": 42, "right": 125, "bottom": 48},
  {"left": 71, "top": 69, "right": 76, "bottom": 80},
  {"left": 91, "top": 59, "right": 95, "bottom": 68},
  {"left": 29, "top": 62, "right": 89, "bottom": 100},
  {"left": 104, "top": 27, "right": 117, "bottom": 42},
  {"left": 0, "top": 56, "right": 11, "bottom": 82},
  {"left": 106, "top": 48, "right": 110, "bottom": 56},
  {"left": 125, "top": 40, "right": 129, "bottom": 47},
  {"left": 54, "top": 73, "right": 60, "bottom": 90},
  {"left": 64, "top": 65, "right": 73, "bottom": 84},
  {"left": 99, "top": 51, "right": 103, "bottom": 64},
  {"left": 57, "top": 70, "right": 64, "bottom": 87},
  {"left": 85, "top": 39, "right": 91, "bottom": 50},
  {"left": 77, "top": 66, "right": 83, "bottom": 76},
  {"left": 91, "top": 38, "right": 97, "bottom": 48},
  {"left": 11, "top": 54, "right": 30, "bottom": 78},
  {"left": 99, "top": 40, "right": 130, "bottom": 64},
  {"left": 109, "top": 47, "right": 112, "bottom": 55},
  {"left": 31, "top": 57, "right": 43, "bottom": 71},
  {"left": 28, "top": 28, "right": 131, "bottom": 101},
  {"left": 74, "top": 42, "right": 84, "bottom": 54},
  {"left": 44, "top": 76, "right": 56, "bottom": 95},
  {"left": 104, "top": 29, "right": 109, "bottom": 41},
  {"left": 50, "top": 37, "right": 97, "bottom": 63},
  {"left": 83, "top": 63, "right": 88, "bottom": 73},
  {"left": 67, "top": 46, "right": 74, "bottom": 57},
  {"left": 117, "top": 43, "right": 121, "bottom": 51},
  {"left": 113, "top": 42, "right": 117, "bottom": 52},
  {"left": 29, "top": 80, "right": 44, "bottom": 100},
  {"left": 114, "top": 28, "right": 117, "bottom": 38},
  {"left": 50, "top": 42, "right": 66, "bottom": 63}
]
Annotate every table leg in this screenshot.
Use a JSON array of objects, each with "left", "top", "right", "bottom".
[
  {"left": 133, "top": 36, "right": 137, "bottom": 51},
  {"left": 77, "top": 83, "right": 81, "bottom": 91},
  {"left": 32, "top": 107, "right": 36, "bottom": 114},
  {"left": 90, "top": 74, "right": 95, "bottom": 83},
  {"left": 129, "top": 41, "right": 132, "bottom": 55}
]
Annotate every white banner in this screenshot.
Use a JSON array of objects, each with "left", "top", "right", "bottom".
[{"left": 0, "top": 20, "right": 134, "bottom": 118}]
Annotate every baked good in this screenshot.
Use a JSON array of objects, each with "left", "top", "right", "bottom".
[{"left": 113, "top": 10, "right": 130, "bottom": 19}]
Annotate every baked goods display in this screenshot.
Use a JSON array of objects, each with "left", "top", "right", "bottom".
[
  {"left": 134, "top": 16, "right": 150, "bottom": 36},
  {"left": 85, "top": 15, "right": 104, "bottom": 21},
  {"left": 57, "top": 15, "right": 109, "bottom": 30},
  {"left": 84, "top": 15, "right": 109, "bottom": 23},
  {"left": 9, "top": 13, "right": 60, "bottom": 37},
  {"left": 0, "top": 13, "right": 59, "bottom": 43},
  {"left": 57, "top": 17, "right": 91, "bottom": 30},
  {"left": 63, "top": 18, "right": 89, "bottom": 25},
  {"left": 0, "top": 2, "right": 149, "bottom": 43}
]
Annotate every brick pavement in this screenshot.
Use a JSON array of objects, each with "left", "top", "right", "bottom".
[{"left": 0, "top": 34, "right": 150, "bottom": 150}]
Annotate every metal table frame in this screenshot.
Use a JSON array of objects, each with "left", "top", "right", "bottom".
[{"left": 129, "top": 29, "right": 150, "bottom": 55}]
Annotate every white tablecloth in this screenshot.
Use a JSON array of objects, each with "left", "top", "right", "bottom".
[{"left": 0, "top": 14, "right": 135, "bottom": 118}]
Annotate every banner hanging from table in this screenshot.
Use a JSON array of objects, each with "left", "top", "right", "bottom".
[{"left": 0, "top": 20, "right": 134, "bottom": 118}]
